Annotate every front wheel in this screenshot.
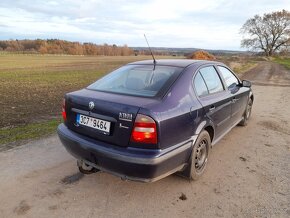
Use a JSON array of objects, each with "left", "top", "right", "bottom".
[
  {"left": 190, "top": 130, "right": 211, "bottom": 180},
  {"left": 239, "top": 98, "right": 253, "bottom": 126}
]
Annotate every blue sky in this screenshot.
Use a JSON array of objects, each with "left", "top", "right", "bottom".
[{"left": 0, "top": 0, "right": 289, "bottom": 50}]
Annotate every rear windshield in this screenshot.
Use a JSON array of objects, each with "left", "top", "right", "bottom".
[{"left": 87, "top": 65, "right": 182, "bottom": 97}]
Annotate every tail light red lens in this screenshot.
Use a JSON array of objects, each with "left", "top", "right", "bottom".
[
  {"left": 62, "top": 99, "right": 67, "bottom": 121},
  {"left": 130, "top": 114, "right": 157, "bottom": 144}
]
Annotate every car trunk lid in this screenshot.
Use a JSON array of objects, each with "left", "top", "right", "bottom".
[{"left": 65, "top": 89, "right": 158, "bottom": 147}]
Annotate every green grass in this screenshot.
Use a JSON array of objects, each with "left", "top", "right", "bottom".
[
  {"left": 216, "top": 55, "right": 258, "bottom": 75},
  {"left": 273, "top": 57, "right": 290, "bottom": 69},
  {"left": 0, "top": 118, "right": 62, "bottom": 151},
  {"left": 233, "top": 61, "right": 258, "bottom": 74}
]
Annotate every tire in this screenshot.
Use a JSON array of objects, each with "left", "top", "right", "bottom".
[
  {"left": 239, "top": 98, "right": 253, "bottom": 126},
  {"left": 77, "top": 160, "right": 99, "bottom": 174},
  {"left": 190, "top": 130, "right": 211, "bottom": 180}
]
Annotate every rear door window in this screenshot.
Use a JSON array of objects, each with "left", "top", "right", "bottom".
[{"left": 199, "top": 66, "right": 224, "bottom": 94}]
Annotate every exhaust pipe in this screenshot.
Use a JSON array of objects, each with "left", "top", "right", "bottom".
[{"left": 77, "top": 159, "right": 99, "bottom": 174}]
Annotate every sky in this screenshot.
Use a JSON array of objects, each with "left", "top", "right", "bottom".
[{"left": 0, "top": 0, "right": 289, "bottom": 50}]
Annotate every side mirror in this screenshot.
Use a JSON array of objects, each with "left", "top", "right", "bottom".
[{"left": 242, "top": 80, "right": 251, "bottom": 88}]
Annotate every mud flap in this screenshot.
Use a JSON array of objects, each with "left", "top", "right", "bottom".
[{"left": 175, "top": 151, "right": 193, "bottom": 180}]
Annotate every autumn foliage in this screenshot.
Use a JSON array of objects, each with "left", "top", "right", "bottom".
[
  {"left": 0, "top": 39, "right": 134, "bottom": 56},
  {"left": 188, "top": 50, "right": 216, "bottom": 60}
]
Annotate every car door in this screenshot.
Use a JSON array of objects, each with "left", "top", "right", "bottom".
[
  {"left": 217, "top": 65, "right": 249, "bottom": 125},
  {"left": 193, "top": 65, "right": 232, "bottom": 139}
]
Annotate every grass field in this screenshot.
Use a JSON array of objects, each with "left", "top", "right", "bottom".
[
  {"left": 273, "top": 57, "right": 290, "bottom": 69},
  {"left": 0, "top": 54, "right": 258, "bottom": 148},
  {"left": 0, "top": 54, "right": 181, "bottom": 147}
]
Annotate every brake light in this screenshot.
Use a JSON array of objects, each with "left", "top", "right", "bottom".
[
  {"left": 62, "top": 99, "right": 67, "bottom": 121},
  {"left": 130, "top": 114, "right": 157, "bottom": 144}
]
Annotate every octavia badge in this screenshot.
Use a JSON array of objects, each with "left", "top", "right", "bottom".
[{"left": 89, "top": 101, "right": 94, "bottom": 110}]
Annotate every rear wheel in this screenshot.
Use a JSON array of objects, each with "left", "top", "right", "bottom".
[
  {"left": 239, "top": 98, "right": 253, "bottom": 126},
  {"left": 77, "top": 160, "right": 99, "bottom": 174},
  {"left": 190, "top": 130, "right": 210, "bottom": 180}
]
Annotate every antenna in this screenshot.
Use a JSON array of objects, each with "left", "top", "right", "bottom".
[{"left": 144, "top": 34, "right": 156, "bottom": 65}]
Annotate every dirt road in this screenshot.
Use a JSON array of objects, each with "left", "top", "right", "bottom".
[
  {"left": 242, "top": 61, "right": 290, "bottom": 87},
  {"left": 0, "top": 61, "right": 289, "bottom": 218}
]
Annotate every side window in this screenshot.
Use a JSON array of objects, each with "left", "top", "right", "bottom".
[
  {"left": 199, "top": 66, "right": 224, "bottom": 94},
  {"left": 194, "top": 72, "right": 209, "bottom": 97},
  {"left": 218, "top": 66, "right": 239, "bottom": 88}
]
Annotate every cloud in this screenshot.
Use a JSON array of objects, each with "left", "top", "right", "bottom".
[{"left": 0, "top": 0, "right": 289, "bottom": 50}]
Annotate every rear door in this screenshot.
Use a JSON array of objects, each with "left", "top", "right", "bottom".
[{"left": 193, "top": 65, "right": 232, "bottom": 139}]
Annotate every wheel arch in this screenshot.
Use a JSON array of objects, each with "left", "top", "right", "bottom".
[
  {"left": 249, "top": 91, "right": 254, "bottom": 102},
  {"left": 204, "top": 125, "right": 214, "bottom": 143},
  {"left": 194, "top": 120, "right": 215, "bottom": 143},
  {"left": 250, "top": 94, "right": 254, "bottom": 102}
]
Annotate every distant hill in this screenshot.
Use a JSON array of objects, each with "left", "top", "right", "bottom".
[
  {"left": 0, "top": 39, "right": 250, "bottom": 56},
  {"left": 131, "top": 47, "right": 249, "bottom": 56}
]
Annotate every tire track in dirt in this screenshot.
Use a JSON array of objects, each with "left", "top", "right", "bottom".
[{"left": 242, "top": 61, "right": 290, "bottom": 87}]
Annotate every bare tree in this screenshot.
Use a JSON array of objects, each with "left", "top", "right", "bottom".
[{"left": 240, "top": 10, "right": 290, "bottom": 56}]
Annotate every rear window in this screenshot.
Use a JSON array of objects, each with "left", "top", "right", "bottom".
[{"left": 87, "top": 65, "right": 182, "bottom": 97}]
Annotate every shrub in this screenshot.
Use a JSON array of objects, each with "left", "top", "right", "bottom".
[{"left": 188, "top": 50, "right": 216, "bottom": 60}]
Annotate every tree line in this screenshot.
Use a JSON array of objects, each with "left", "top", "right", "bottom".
[{"left": 0, "top": 39, "right": 134, "bottom": 56}]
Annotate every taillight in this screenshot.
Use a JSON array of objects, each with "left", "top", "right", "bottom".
[
  {"left": 62, "top": 99, "right": 67, "bottom": 121},
  {"left": 130, "top": 114, "right": 157, "bottom": 144}
]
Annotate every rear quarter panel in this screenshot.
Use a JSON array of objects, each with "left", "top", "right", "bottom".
[{"left": 147, "top": 65, "right": 205, "bottom": 149}]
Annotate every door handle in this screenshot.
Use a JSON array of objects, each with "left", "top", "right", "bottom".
[{"left": 209, "top": 105, "right": 215, "bottom": 112}]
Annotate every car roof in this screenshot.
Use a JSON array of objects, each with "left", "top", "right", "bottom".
[{"left": 128, "top": 59, "right": 223, "bottom": 68}]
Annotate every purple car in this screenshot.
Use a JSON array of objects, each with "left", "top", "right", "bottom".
[{"left": 57, "top": 59, "right": 253, "bottom": 182}]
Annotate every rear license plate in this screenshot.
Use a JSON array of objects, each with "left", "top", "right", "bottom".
[{"left": 76, "top": 114, "right": 111, "bottom": 134}]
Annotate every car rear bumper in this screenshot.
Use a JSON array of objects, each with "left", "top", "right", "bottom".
[{"left": 57, "top": 123, "right": 197, "bottom": 182}]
